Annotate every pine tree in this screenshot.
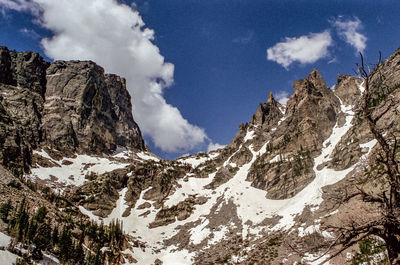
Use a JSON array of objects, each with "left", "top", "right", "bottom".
[
  {"left": 26, "top": 219, "right": 37, "bottom": 244},
  {"left": 34, "top": 206, "right": 47, "bottom": 223},
  {"left": 0, "top": 199, "right": 12, "bottom": 222},
  {"left": 13, "top": 198, "right": 29, "bottom": 242},
  {"left": 51, "top": 225, "right": 59, "bottom": 247},
  {"left": 34, "top": 222, "right": 51, "bottom": 251},
  {"left": 59, "top": 226, "right": 73, "bottom": 263},
  {"left": 73, "top": 240, "right": 85, "bottom": 264}
]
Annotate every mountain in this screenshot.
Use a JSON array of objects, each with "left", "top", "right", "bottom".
[{"left": 0, "top": 45, "right": 399, "bottom": 264}]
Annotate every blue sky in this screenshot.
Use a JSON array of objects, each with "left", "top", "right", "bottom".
[{"left": 1, "top": 0, "right": 400, "bottom": 159}]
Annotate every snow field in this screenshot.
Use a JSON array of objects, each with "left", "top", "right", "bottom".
[{"left": 30, "top": 150, "right": 129, "bottom": 188}]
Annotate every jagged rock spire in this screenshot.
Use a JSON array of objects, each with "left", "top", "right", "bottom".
[
  {"left": 250, "top": 91, "right": 282, "bottom": 126},
  {"left": 267, "top": 91, "right": 275, "bottom": 104},
  {"left": 307, "top": 68, "right": 327, "bottom": 90}
]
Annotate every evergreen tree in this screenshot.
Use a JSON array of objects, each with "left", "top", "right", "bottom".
[
  {"left": 13, "top": 198, "right": 29, "bottom": 242},
  {"left": 51, "top": 225, "right": 59, "bottom": 247},
  {"left": 59, "top": 226, "right": 73, "bottom": 263},
  {"left": 34, "top": 222, "right": 51, "bottom": 251},
  {"left": 26, "top": 219, "right": 37, "bottom": 244},
  {"left": 0, "top": 199, "right": 12, "bottom": 222},
  {"left": 34, "top": 207, "right": 47, "bottom": 223},
  {"left": 73, "top": 240, "right": 85, "bottom": 264}
]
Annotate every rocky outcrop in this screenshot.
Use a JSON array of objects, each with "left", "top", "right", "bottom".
[
  {"left": 0, "top": 46, "right": 146, "bottom": 174},
  {"left": 369, "top": 47, "right": 400, "bottom": 95},
  {"left": 106, "top": 74, "right": 144, "bottom": 149},
  {"left": 0, "top": 46, "right": 49, "bottom": 174},
  {"left": 283, "top": 69, "right": 340, "bottom": 148},
  {"left": 42, "top": 61, "right": 145, "bottom": 155},
  {"left": 0, "top": 46, "right": 49, "bottom": 96},
  {"left": 247, "top": 69, "right": 341, "bottom": 199},
  {"left": 334, "top": 75, "right": 362, "bottom": 106},
  {"left": 250, "top": 92, "right": 283, "bottom": 127}
]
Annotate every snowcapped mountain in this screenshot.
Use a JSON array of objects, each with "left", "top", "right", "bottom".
[{"left": 1, "top": 45, "right": 400, "bottom": 264}]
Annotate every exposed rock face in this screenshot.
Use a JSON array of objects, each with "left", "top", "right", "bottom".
[
  {"left": 106, "top": 74, "right": 144, "bottom": 149},
  {"left": 0, "top": 47, "right": 145, "bottom": 173},
  {"left": 0, "top": 46, "right": 49, "bottom": 173},
  {"left": 42, "top": 61, "right": 145, "bottom": 154},
  {"left": 250, "top": 92, "right": 283, "bottom": 127},
  {"left": 247, "top": 69, "right": 341, "bottom": 199},
  {"left": 334, "top": 75, "right": 362, "bottom": 106},
  {"left": 284, "top": 69, "right": 340, "bottom": 148},
  {"left": 0, "top": 46, "right": 48, "bottom": 96},
  {"left": 369, "top": 47, "right": 400, "bottom": 95}
]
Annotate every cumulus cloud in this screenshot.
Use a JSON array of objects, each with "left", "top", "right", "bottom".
[
  {"left": 207, "top": 142, "right": 225, "bottom": 152},
  {"left": 2, "top": 0, "right": 207, "bottom": 153},
  {"left": 275, "top": 91, "right": 290, "bottom": 105},
  {"left": 331, "top": 16, "right": 367, "bottom": 53},
  {"left": 267, "top": 31, "right": 332, "bottom": 69}
]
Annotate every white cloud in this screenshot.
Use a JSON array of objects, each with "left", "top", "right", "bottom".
[
  {"left": 2, "top": 0, "right": 207, "bottom": 153},
  {"left": 207, "top": 142, "right": 225, "bottom": 152},
  {"left": 0, "top": 0, "right": 39, "bottom": 14},
  {"left": 275, "top": 91, "right": 290, "bottom": 105},
  {"left": 331, "top": 16, "right": 366, "bottom": 53},
  {"left": 267, "top": 31, "right": 332, "bottom": 69}
]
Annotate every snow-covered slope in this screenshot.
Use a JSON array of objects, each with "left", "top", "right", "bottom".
[
  {"left": 72, "top": 83, "right": 381, "bottom": 264},
  {"left": 13, "top": 61, "right": 400, "bottom": 264}
]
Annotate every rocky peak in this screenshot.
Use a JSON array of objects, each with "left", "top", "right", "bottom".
[
  {"left": 267, "top": 91, "right": 275, "bottom": 103},
  {"left": 307, "top": 68, "right": 327, "bottom": 90},
  {"left": 290, "top": 69, "right": 330, "bottom": 101},
  {"left": 42, "top": 60, "right": 145, "bottom": 155},
  {"left": 285, "top": 69, "right": 340, "bottom": 143},
  {"left": 245, "top": 69, "right": 341, "bottom": 199},
  {"left": 0, "top": 46, "right": 146, "bottom": 173},
  {"left": 250, "top": 92, "right": 283, "bottom": 126}
]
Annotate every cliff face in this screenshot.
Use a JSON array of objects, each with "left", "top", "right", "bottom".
[
  {"left": 0, "top": 47, "right": 145, "bottom": 174},
  {"left": 0, "top": 47, "right": 49, "bottom": 173},
  {"left": 43, "top": 61, "right": 145, "bottom": 155}
]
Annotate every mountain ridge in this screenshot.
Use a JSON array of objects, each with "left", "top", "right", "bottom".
[{"left": 0, "top": 45, "right": 399, "bottom": 264}]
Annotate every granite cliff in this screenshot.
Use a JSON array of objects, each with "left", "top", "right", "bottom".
[{"left": 0, "top": 46, "right": 145, "bottom": 175}]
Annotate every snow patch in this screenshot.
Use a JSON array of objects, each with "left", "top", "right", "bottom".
[
  {"left": 0, "top": 232, "right": 11, "bottom": 247},
  {"left": 302, "top": 252, "right": 331, "bottom": 265},
  {"left": 243, "top": 129, "right": 255, "bottom": 142},
  {"left": 178, "top": 152, "right": 219, "bottom": 168},
  {"left": 0, "top": 250, "right": 18, "bottom": 265},
  {"left": 190, "top": 218, "right": 211, "bottom": 245},
  {"left": 0, "top": 233, "right": 18, "bottom": 265},
  {"left": 30, "top": 150, "right": 129, "bottom": 188},
  {"left": 208, "top": 225, "right": 229, "bottom": 245},
  {"left": 137, "top": 152, "right": 160, "bottom": 162},
  {"left": 104, "top": 187, "right": 129, "bottom": 222},
  {"left": 79, "top": 206, "right": 101, "bottom": 223}
]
